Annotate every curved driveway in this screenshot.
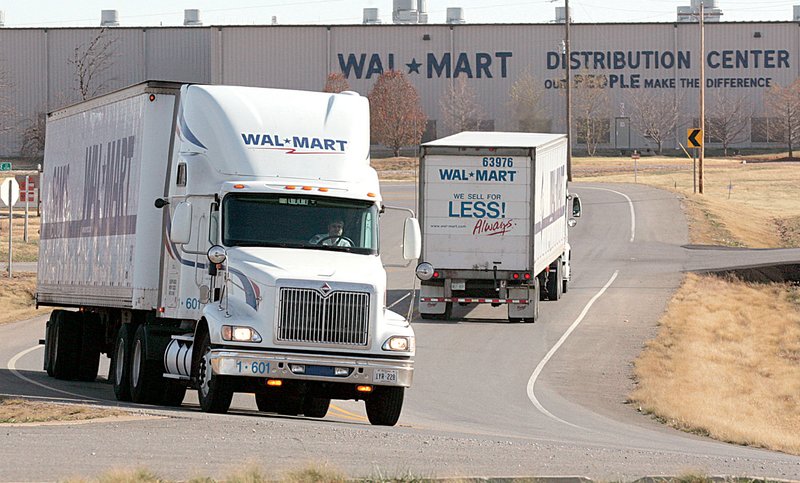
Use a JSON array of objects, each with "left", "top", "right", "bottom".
[{"left": 1, "top": 182, "right": 799, "bottom": 481}]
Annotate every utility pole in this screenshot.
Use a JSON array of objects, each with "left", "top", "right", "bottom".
[
  {"left": 698, "top": 1, "right": 705, "bottom": 194},
  {"left": 565, "top": 0, "right": 573, "bottom": 182}
]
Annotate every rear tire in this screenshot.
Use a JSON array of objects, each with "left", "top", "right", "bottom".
[
  {"left": 43, "top": 312, "right": 58, "bottom": 376},
  {"left": 130, "top": 324, "right": 165, "bottom": 404},
  {"left": 52, "top": 311, "right": 81, "bottom": 380},
  {"left": 255, "top": 393, "right": 279, "bottom": 413},
  {"left": 196, "top": 331, "right": 233, "bottom": 414},
  {"left": 303, "top": 397, "right": 330, "bottom": 418},
  {"left": 112, "top": 323, "right": 134, "bottom": 402},
  {"left": 365, "top": 386, "right": 404, "bottom": 426},
  {"left": 546, "top": 258, "right": 564, "bottom": 301},
  {"left": 76, "top": 313, "right": 102, "bottom": 382}
]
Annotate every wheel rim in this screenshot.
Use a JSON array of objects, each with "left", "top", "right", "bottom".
[
  {"left": 115, "top": 337, "right": 125, "bottom": 385},
  {"left": 132, "top": 339, "right": 142, "bottom": 388}
]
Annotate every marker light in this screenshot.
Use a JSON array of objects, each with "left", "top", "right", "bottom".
[
  {"left": 149, "top": 94, "right": 156, "bottom": 102},
  {"left": 318, "top": 187, "right": 329, "bottom": 192},
  {"left": 233, "top": 184, "right": 245, "bottom": 189},
  {"left": 357, "top": 385, "right": 373, "bottom": 393},
  {"left": 302, "top": 186, "right": 312, "bottom": 191},
  {"left": 285, "top": 185, "right": 296, "bottom": 190},
  {"left": 367, "top": 192, "right": 377, "bottom": 198},
  {"left": 267, "top": 379, "right": 283, "bottom": 386}
]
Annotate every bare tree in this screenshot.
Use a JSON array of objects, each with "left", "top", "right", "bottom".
[
  {"left": 323, "top": 72, "right": 350, "bottom": 93},
  {"left": 440, "top": 78, "right": 486, "bottom": 133},
  {"left": 20, "top": 113, "right": 47, "bottom": 159},
  {"left": 368, "top": 70, "right": 427, "bottom": 157},
  {"left": 68, "top": 28, "right": 117, "bottom": 101},
  {"left": 507, "top": 69, "right": 550, "bottom": 132},
  {"left": 766, "top": 79, "right": 800, "bottom": 158},
  {"left": 628, "top": 90, "right": 681, "bottom": 155},
  {"left": 572, "top": 76, "right": 611, "bottom": 156},
  {"left": 0, "top": 61, "right": 15, "bottom": 138},
  {"left": 705, "top": 90, "right": 752, "bottom": 156}
]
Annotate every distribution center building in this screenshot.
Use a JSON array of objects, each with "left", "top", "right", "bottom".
[{"left": 0, "top": 20, "right": 797, "bottom": 157}]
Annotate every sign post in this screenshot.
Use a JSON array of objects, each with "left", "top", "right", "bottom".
[
  {"left": 1, "top": 178, "right": 20, "bottom": 278},
  {"left": 631, "top": 150, "right": 640, "bottom": 183},
  {"left": 23, "top": 175, "right": 29, "bottom": 243},
  {"left": 0, "top": 162, "right": 12, "bottom": 172},
  {"left": 687, "top": 128, "right": 703, "bottom": 194}
]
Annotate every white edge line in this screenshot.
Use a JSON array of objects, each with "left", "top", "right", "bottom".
[
  {"left": 7, "top": 345, "right": 100, "bottom": 401},
  {"left": 526, "top": 270, "right": 619, "bottom": 430},
  {"left": 577, "top": 186, "right": 636, "bottom": 243}
]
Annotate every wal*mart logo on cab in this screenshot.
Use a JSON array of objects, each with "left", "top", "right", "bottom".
[{"left": 241, "top": 133, "right": 348, "bottom": 155}]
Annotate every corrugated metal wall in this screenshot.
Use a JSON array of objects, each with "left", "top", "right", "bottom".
[{"left": 0, "top": 22, "right": 798, "bottom": 157}]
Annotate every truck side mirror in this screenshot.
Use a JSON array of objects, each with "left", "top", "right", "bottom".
[
  {"left": 170, "top": 201, "right": 193, "bottom": 244},
  {"left": 571, "top": 195, "right": 582, "bottom": 218},
  {"left": 402, "top": 218, "right": 422, "bottom": 260}
]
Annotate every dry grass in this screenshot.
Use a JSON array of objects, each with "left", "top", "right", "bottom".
[
  {"left": 0, "top": 210, "right": 41, "bottom": 262},
  {"left": 0, "top": 397, "right": 125, "bottom": 424},
  {"left": 0, "top": 271, "right": 39, "bottom": 324},
  {"left": 572, "top": 156, "right": 800, "bottom": 248},
  {"left": 630, "top": 273, "right": 800, "bottom": 455}
]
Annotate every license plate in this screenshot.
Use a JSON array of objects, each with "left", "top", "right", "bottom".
[
  {"left": 373, "top": 369, "right": 398, "bottom": 383},
  {"left": 451, "top": 281, "right": 465, "bottom": 291}
]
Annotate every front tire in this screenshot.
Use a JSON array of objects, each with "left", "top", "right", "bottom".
[
  {"left": 303, "top": 397, "right": 330, "bottom": 418},
  {"left": 365, "top": 386, "right": 404, "bottom": 426},
  {"left": 196, "top": 331, "right": 233, "bottom": 414}
]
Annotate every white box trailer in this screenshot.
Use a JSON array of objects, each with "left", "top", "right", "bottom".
[
  {"left": 415, "top": 132, "right": 581, "bottom": 322},
  {"left": 38, "top": 81, "right": 422, "bottom": 426}
]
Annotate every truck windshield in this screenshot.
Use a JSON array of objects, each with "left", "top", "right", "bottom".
[{"left": 222, "top": 193, "right": 379, "bottom": 255}]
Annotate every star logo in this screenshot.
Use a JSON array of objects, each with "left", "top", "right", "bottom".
[
  {"left": 284, "top": 138, "right": 291, "bottom": 145},
  {"left": 320, "top": 283, "right": 332, "bottom": 295},
  {"left": 406, "top": 58, "right": 422, "bottom": 75}
]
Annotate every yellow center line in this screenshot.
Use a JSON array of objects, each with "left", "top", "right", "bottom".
[{"left": 329, "top": 403, "right": 367, "bottom": 421}]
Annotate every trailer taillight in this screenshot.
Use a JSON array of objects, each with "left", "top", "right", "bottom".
[
  {"left": 512, "top": 273, "right": 520, "bottom": 280},
  {"left": 524, "top": 273, "right": 532, "bottom": 280},
  {"left": 433, "top": 271, "right": 440, "bottom": 278},
  {"left": 149, "top": 94, "right": 156, "bottom": 102}
]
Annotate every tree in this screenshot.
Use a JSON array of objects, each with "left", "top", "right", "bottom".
[
  {"left": 765, "top": 79, "right": 800, "bottom": 158},
  {"left": 705, "top": 90, "right": 752, "bottom": 156},
  {"left": 68, "top": 28, "right": 117, "bottom": 101},
  {"left": 628, "top": 90, "right": 681, "bottom": 155},
  {"left": 368, "top": 71, "right": 427, "bottom": 157},
  {"left": 572, "top": 75, "right": 611, "bottom": 156},
  {"left": 323, "top": 72, "right": 350, "bottom": 93},
  {"left": 20, "top": 113, "right": 47, "bottom": 159},
  {"left": 507, "top": 70, "right": 550, "bottom": 132},
  {"left": 439, "top": 78, "right": 486, "bottom": 133}
]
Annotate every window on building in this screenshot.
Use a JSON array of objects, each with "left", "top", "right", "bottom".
[{"left": 519, "top": 119, "right": 553, "bottom": 133}]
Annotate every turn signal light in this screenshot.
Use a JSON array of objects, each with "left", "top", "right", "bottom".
[
  {"left": 357, "top": 385, "right": 373, "bottom": 393},
  {"left": 266, "top": 379, "right": 283, "bottom": 387}
]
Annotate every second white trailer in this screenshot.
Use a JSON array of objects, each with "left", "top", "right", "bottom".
[{"left": 415, "top": 132, "right": 581, "bottom": 322}]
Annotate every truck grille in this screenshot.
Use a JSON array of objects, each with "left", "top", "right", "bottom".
[{"left": 278, "top": 288, "right": 370, "bottom": 346}]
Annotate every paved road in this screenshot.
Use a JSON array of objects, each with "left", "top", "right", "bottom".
[{"left": 1, "top": 182, "right": 799, "bottom": 481}]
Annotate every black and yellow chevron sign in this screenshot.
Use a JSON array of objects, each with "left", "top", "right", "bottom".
[{"left": 687, "top": 128, "right": 703, "bottom": 148}]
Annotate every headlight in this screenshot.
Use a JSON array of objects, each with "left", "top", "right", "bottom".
[
  {"left": 221, "top": 325, "right": 262, "bottom": 343},
  {"left": 415, "top": 262, "right": 435, "bottom": 281},
  {"left": 382, "top": 336, "right": 415, "bottom": 352}
]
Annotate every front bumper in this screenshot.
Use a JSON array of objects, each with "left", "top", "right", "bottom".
[{"left": 209, "top": 349, "right": 414, "bottom": 387}]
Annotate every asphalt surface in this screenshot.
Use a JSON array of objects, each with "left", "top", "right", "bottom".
[{"left": 1, "top": 182, "right": 799, "bottom": 481}]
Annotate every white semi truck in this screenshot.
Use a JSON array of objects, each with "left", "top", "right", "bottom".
[
  {"left": 415, "top": 132, "right": 581, "bottom": 322},
  {"left": 38, "top": 81, "right": 421, "bottom": 426}
]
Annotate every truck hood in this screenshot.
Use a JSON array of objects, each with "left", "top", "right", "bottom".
[{"left": 225, "top": 246, "right": 385, "bottom": 288}]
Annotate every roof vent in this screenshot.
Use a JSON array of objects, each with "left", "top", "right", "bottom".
[
  {"left": 555, "top": 6, "right": 571, "bottom": 23},
  {"left": 446, "top": 7, "right": 465, "bottom": 24},
  {"left": 100, "top": 10, "right": 119, "bottom": 27},
  {"left": 363, "top": 8, "right": 381, "bottom": 24},
  {"left": 0, "top": 11, "right": 5, "bottom": 27},
  {"left": 184, "top": 9, "right": 202, "bottom": 26},
  {"left": 794, "top": 5, "right": 800, "bottom": 21}
]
